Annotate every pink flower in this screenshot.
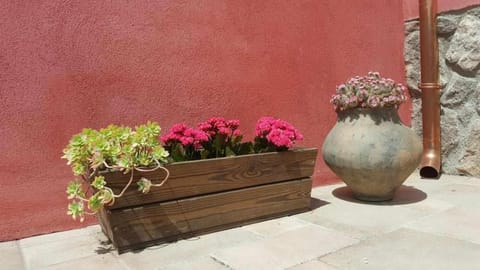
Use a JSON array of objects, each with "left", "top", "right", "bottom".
[
  {"left": 255, "top": 117, "right": 303, "bottom": 149},
  {"left": 348, "top": 96, "right": 358, "bottom": 108},
  {"left": 218, "top": 127, "right": 231, "bottom": 135},
  {"left": 255, "top": 117, "right": 276, "bottom": 137},
  {"left": 226, "top": 120, "right": 240, "bottom": 129},
  {"left": 367, "top": 96, "right": 380, "bottom": 108},
  {"left": 388, "top": 95, "right": 397, "bottom": 104},
  {"left": 162, "top": 124, "right": 209, "bottom": 149},
  {"left": 331, "top": 72, "right": 407, "bottom": 110},
  {"left": 198, "top": 117, "right": 242, "bottom": 138}
]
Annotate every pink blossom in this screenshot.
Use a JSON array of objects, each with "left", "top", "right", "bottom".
[
  {"left": 255, "top": 116, "right": 276, "bottom": 137},
  {"left": 331, "top": 72, "right": 408, "bottom": 111},
  {"left": 218, "top": 127, "right": 231, "bottom": 135},
  {"left": 388, "top": 95, "right": 397, "bottom": 104},
  {"left": 226, "top": 120, "right": 240, "bottom": 129},
  {"left": 162, "top": 124, "right": 209, "bottom": 149},
  {"left": 367, "top": 96, "right": 380, "bottom": 108},
  {"left": 198, "top": 117, "right": 242, "bottom": 138},
  {"left": 348, "top": 96, "right": 358, "bottom": 108},
  {"left": 255, "top": 117, "right": 303, "bottom": 149}
]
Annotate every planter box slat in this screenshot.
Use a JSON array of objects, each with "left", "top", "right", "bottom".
[
  {"left": 97, "top": 148, "right": 318, "bottom": 253},
  {"left": 104, "top": 148, "right": 317, "bottom": 209},
  {"left": 101, "top": 177, "right": 312, "bottom": 252}
]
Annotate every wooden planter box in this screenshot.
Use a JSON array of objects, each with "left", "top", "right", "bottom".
[{"left": 98, "top": 147, "right": 318, "bottom": 253}]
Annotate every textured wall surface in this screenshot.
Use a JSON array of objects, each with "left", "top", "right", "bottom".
[
  {"left": 405, "top": 6, "right": 480, "bottom": 176},
  {"left": 0, "top": 0, "right": 408, "bottom": 240}
]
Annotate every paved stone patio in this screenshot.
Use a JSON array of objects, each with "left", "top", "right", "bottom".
[{"left": 2, "top": 173, "right": 479, "bottom": 270}]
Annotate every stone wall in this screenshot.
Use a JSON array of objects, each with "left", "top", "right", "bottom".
[{"left": 404, "top": 5, "right": 480, "bottom": 176}]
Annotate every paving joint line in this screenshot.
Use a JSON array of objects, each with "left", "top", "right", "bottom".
[
  {"left": 209, "top": 254, "right": 236, "bottom": 270},
  {"left": 16, "top": 240, "right": 29, "bottom": 270}
]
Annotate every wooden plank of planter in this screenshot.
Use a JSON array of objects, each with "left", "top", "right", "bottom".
[
  {"left": 101, "top": 177, "right": 312, "bottom": 253},
  {"left": 104, "top": 148, "right": 317, "bottom": 209}
]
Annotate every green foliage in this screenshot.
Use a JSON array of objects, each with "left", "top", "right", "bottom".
[
  {"left": 63, "top": 122, "right": 170, "bottom": 222},
  {"left": 88, "top": 193, "right": 103, "bottom": 212},
  {"left": 228, "top": 136, "right": 254, "bottom": 156},
  {"left": 67, "top": 201, "right": 85, "bottom": 222},
  {"left": 91, "top": 175, "right": 106, "bottom": 189},
  {"left": 66, "top": 176, "right": 116, "bottom": 221},
  {"left": 66, "top": 181, "right": 84, "bottom": 199},
  {"left": 62, "top": 121, "right": 168, "bottom": 176},
  {"left": 201, "top": 134, "right": 253, "bottom": 159},
  {"left": 164, "top": 134, "right": 253, "bottom": 162},
  {"left": 137, "top": 177, "right": 152, "bottom": 194},
  {"left": 167, "top": 143, "right": 202, "bottom": 162},
  {"left": 253, "top": 137, "right": 288, "bottom": 153}
]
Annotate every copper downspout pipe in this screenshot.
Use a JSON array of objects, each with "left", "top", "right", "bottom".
[{"left": 418, "top": 0, "right": 441, "bottom": 178}]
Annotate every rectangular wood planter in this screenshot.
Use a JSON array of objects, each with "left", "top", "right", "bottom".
[{"left": 98, "top": 147, "right": 318, "bottom": 253}]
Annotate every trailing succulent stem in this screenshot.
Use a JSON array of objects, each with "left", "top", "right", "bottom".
[{"left": 63, "top": 122, "right": 170, "bottom": 222}]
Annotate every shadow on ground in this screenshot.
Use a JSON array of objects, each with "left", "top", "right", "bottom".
[
  {"left": 332, "top": 185, "right": 427, "bottom": 205},
  {"left": 310, "top": 197, "right": 330, "bottom": 210},
  {"left": 95, "top": 240, "right": 115, "bottom": 254}
]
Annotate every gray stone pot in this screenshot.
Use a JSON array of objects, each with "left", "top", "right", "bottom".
[{"left": 322, "top": 107, "right": 422, "bottom": 201}]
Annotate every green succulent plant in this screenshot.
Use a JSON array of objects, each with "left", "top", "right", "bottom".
[{"left": 62, "top": 122, "right": 169, "bottom": 222}]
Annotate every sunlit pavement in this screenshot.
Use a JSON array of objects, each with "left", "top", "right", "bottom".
[{"left": 2, "top": 173, "right": 479, "bottom": 270}]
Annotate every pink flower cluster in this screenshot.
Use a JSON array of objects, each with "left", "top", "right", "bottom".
[
  {"left": 256, "top": 117, "right": 303, "bottom": 148},
  {"left": 330, "top": 71, "right": 408, "bottom": 112},
  {"left": 198, "top": 117, "right": 241, "bottom": 137},
  {"left": 161, "top": 124, "right": 209, "bottom": 149}
]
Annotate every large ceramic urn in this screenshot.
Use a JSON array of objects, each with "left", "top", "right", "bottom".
[{"left": 322, "top": 107, "right": 422, "bottom": 201}]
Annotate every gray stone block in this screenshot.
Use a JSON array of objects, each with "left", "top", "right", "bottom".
[
  {"left": 457, "top": 119, "right": 480, "bottom": 175},
  {"left": 440, "top": 74, "right": 476, "bottom": 106},
  {"left": 437, "top": 16, "right": 457, "bottom": 35},
  {"left": 445, "top": 15, "right": 480, "bottom": 73}
]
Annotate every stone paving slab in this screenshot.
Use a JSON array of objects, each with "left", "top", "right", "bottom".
[
  {"left": 0, "top": 241, "right": 25, "bottom": 270},
  {"left": 158, "top": 256, "right": 229, "bottom": 270},
  {"left": 425, "top": 183, "right": 480, "bottom": 208},
  {"left": 210, "top": 224, "right": 359, "bottom": 270},
  {"left": 287, "top": 259, "right": 339, "bottom": 270},
  {"left": 118, "top": 227, "right": 262, "bottom": 270},
  {"left": 320, "top": 228, "right": 480, "bottom": 270},
  {"left": 297, "top": 191, "right": 430, "bottom": 239},
  {"left": 18, "top": 226, "right": 103, "bottom": 248},
  {"left": 19, "top": 229, "right": 112, "bottom": 270},
  {"left": 241, "top": 216, "right": 310, "bottom": 238},
  {"left": 39, "top": 254, "right": 127, "bottom": 270},
  {"left": 404, "top": 206, "right": 480, "bottom": 245}
]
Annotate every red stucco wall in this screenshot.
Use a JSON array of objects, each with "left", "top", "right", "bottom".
[
  {"left": 403, "top": 0, "right": 480, "bottom": 20},
  {"left": 0, "top": 0, "right": 409, "bottom": 241}
]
